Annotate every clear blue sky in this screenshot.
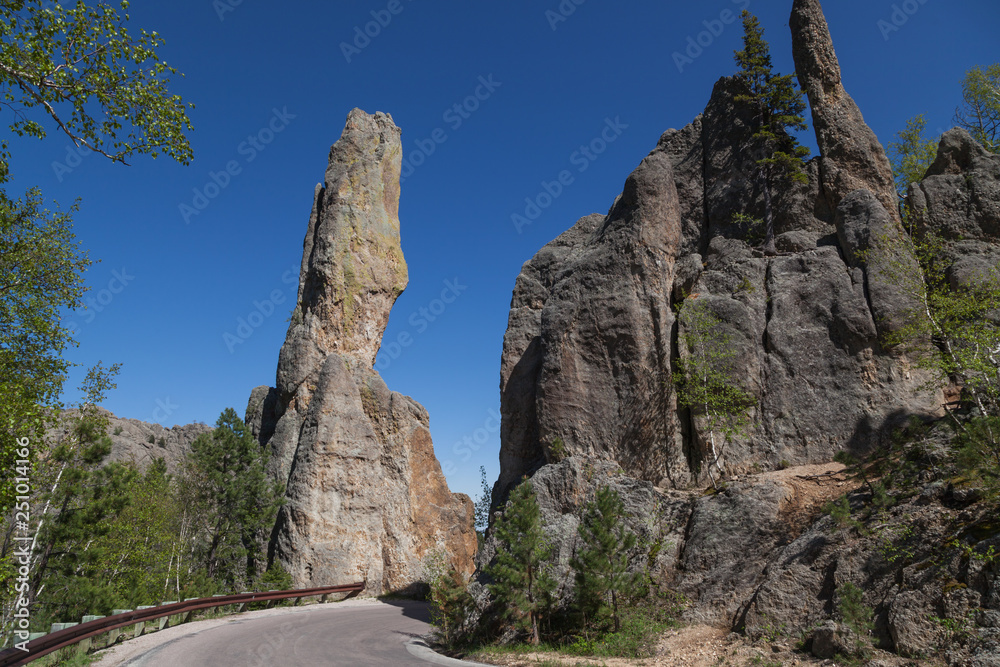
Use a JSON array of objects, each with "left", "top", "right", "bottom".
[{"left": 6, "top": 0, "right": 997, "bottom": 501}]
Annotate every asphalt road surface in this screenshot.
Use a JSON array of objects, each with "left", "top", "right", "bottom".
[{"left": 91, "top": 598, "right": 479, "bottom": 667}]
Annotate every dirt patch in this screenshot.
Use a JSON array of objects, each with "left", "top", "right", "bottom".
[{"left": 759, "top": 462, "right": 857, "bottom": 537}]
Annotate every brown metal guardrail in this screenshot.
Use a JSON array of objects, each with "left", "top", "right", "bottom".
[{"left": 0, "top": 581, "right": 365, "bottom": 666}]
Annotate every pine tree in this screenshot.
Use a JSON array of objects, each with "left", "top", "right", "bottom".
[
  {"left": 430, "top": 566, "right": 474, "bottom": 648},
  {"left": 486, "top": 479, "right": 555, "bottom": 645},
  {"left": 185, "top": 408, "right": 284, "bottom": 590},
  {"left": 733, "top": 10, "right": 810, "bottom": 255},
  {"left": 571, "top": 486, "right": 646, "bottom": 633}
]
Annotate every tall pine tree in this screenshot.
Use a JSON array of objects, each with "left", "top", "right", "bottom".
[
  {"left": 571, "top": 486, "right": 646, "bottom": 632},
  {"left": 734, "top": 10, "right": 810, "bottom": 255},
  {"left": 185, "top": 408, "right": 284, "bottom": 590},
  {"left": 486, "top": 479, "right": 555, "bottom": 645}
]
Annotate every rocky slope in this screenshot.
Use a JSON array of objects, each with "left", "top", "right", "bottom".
[
  {"left": 50, "top": 407, "right": 209, "bottom": 474},
  {"left": 247, "top": 109, "right": 476, "bottom": 596},
  {"left": 485, "top": 0, "right": 1000, "bottom": 663}
]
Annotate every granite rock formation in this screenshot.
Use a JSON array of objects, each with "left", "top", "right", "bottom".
[
  {"left": 248, "top": 109, "right": 475, "bottom": 595},
  {"left": 909, "top": 127, "right": 1000, "bottom": 244},
  {"left": 49, "top": 407, "right": 210, "bottom": 475},
  {"left": 790, "top": 0, "right": 899, "bottom": 220},
  {"left": 484, "top": 0, "right": 1000, "bottom": 661},
  {"left": 495, "top": 1, "right": 939, "bottom": 507}
]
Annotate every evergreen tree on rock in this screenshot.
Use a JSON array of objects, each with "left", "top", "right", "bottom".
[
  {"left": 734, "top": 10, "right": 810, "bottom": 255},
  {"left": 485, "top": 478, "right": 555, "bottom": 645},
  {"left": 571, "top": 486, "right": 646, "bottom": 633}
]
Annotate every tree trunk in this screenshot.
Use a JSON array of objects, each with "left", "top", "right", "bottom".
[
  {"left": 612, "top": 589, "right": 620, "bottom": 632},
  {"left": 761, "top": 163, "right": 777, "bottom": 255}
]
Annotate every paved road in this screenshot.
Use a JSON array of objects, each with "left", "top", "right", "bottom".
[{"left": 92, "top": 599, "right": 478, "bottom": 667}]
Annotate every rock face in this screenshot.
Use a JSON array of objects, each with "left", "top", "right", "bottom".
[
  {"left": 790, "top": 0, "right": 899, "bottom": 220},
  {"left": 909, "top": 128, "right": 1000, "bottom": 243},
  {"left": 485, "top": 0, "right": 1000, "bottom": 661},
  {"left": 50, "top": 407, "right": 210, "bottom": 475},
  {"left": 496, "top": 52, "right": 938, "bottom": 506},
  {"left": 248, "top": 109, "right": 476, "bottom": 595}
]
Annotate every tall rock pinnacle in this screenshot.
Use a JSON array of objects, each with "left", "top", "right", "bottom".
[
  {"left": 790, "top": 0, "right": 899, "bottom": 219},
  {"left": 791, "top": 0, "right": 925, "bottom": 339},
  {"left": 280, "top": 108, "right": 407, "bottom": 388},
  {"left": 247, "top": 109, "right": 476, "bottom": 595}
]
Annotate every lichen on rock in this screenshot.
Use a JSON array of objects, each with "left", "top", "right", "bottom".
[{"left": 247, "top": 109, "right": 475, "bottom": 595}]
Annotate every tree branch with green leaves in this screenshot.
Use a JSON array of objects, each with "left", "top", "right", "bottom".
[
  {"left": 0, "top": 0, "right": 194, "bottom": 181},
  {"left": 675, "top": 297, "right": 757, "bottom": 489}
]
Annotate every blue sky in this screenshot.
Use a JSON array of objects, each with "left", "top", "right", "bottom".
[{"left": 7, "top": 0, "right": 997, "bottom": 501}]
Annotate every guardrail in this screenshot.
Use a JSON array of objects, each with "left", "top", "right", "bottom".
[{"left": 0, "top": 582, "right": 365, "bottom": 667}]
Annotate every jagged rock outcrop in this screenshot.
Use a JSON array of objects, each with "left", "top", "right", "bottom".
[
  {"left": 790, "top": 0, "right": 899, "bottom": 221},
  {"left": 248, "top": 109, "right": 475, "bottom": 595},
  {"left": 484, "top": 0, "right": 1000, "bottom": 659},
  {"left": 909, "top": 127, "right": 1000, "bottom": 244},
  {"left": 50, "top": 407, "right": 210, "bottom": 474},
  {"left": 496, "top": 151, "right": 686, "bottom": 503},
  {"left": 496, "top": 71, "right": 938, "bottom": 506},
  {"left": 735, "top": 467, "right": 1000, "bottom": 664}
]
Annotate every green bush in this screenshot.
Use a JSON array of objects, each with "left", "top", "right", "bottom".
[{"left": 564, "top": 603, "right": 679, "bottom": 659}]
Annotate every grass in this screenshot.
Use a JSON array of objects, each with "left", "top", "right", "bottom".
[
  {"left": 33, "top": 645, "right": 95, "bottom": 666},
  {"left": 466, "top": 600, "right": 680, "bottom": 663},
  {"left": 563, "top": 605, "right": 678, "bottom": 658}
]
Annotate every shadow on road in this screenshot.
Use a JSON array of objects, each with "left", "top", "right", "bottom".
[{"left": 378, "top": 598, "right": 432, "bottom": 623}]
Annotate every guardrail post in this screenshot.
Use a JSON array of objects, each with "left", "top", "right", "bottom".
[
  {"left": 182, "top": 598, "right": 203, "bottom": 624},
  {"left": 111, "top": 610, "right": 131, "bottom": 641},
  {"left": 211, "top": 594, "right": 227, "bottom": 615},
  {"left": 135, "top": 605, "right": 154, "bottom": 636},
  {"left": 79, "top": 616, "right": 105, "bottom": 651},
  {"left": 237, "top": 592, "right": 252, "bottom": 613},
  {"left": 159, "top": 603, "right": 177, "bottom": 631}
]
